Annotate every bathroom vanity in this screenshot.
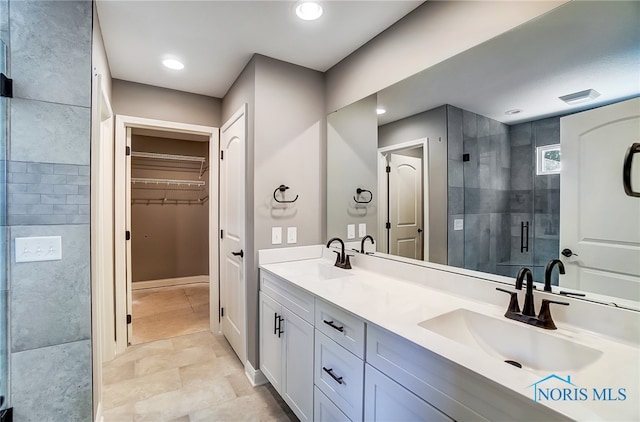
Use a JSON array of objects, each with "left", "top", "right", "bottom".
[{"left": 258, "top": 245, "right": 639, "bottom": 422}]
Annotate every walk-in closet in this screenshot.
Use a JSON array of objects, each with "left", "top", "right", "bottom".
[{"left": 129, "top": 129, "right": 211, "bottom": 344}]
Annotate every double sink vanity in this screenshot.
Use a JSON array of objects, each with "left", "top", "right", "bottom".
[{"left": 258, "top": 244, "right": 639, "bottom": 422}]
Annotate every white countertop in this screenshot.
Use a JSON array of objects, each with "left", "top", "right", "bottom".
[{"left": 259, "top": 249, "right": 639, "bottom": 421}]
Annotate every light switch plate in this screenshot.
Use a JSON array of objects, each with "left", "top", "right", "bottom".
[
  {"left": 358, "top": 223, "right": 367, "bottom": 237},
  {"left": 287, "top": 227, "right": 297, "bottom": 244},
  {"left": 271, "top": 227, "right": 282, "bottom": 245},
  {"left": 347, "top": 224, "right": 356, "bottom": 239},
  {"left": 454, "top": 219, "right": 464, "bottom": 231},
  {"left": 15, "top": 236, "right": 62, "bottom": 263}
]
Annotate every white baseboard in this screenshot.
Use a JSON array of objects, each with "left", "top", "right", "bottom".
[
  {"left": 244, "top": 360, "right": 268, "bottom": 387},
  {"left": 95, "top": 402, "right": 104, "bottom": 422},
  {"left": 132, "top": 275, "right": 209, "bottom": 290}
]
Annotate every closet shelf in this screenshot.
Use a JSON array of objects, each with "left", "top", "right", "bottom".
[
  {"left": 131, "top": 151, "right": 206, "bottom": 163},
  {"left": 131, "top": 177, "right": 206, "bottom": 187}
]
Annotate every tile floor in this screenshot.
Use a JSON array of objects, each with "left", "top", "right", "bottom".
[
  {"left": 131, "top": 283, "right": 210, "bottom": 345},
  {"left": 102, "top": 330, "right": 298, "bottom": 422}
]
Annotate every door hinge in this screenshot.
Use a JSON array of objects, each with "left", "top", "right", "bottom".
[
  {"left": 0, "top": 74, "right": 13, "bottom": 98},
  {"left": 125, "top": 230, "right": 131, "bottom": 240},
  {"left": 463, "top": 153, "right": 470, "bottom": 162},
  {"left": 126, "top": 314, "right": 132, "bottom": 324},
  {"left": 386, "top": 165, "right": 391, "bottom": 173},
  {"left": 220, "top": 307, "right": 224, "bottom": 317},
  {"left": 220, "top": 150, "right": 224, "bottom": 160},
  {"left": 126, "top": 146, "right": 131, "bottom": 156},
  {"left": 385, "top": 222, "right": 391, "bottom": 230},
  {"left": 220, "top": 229, "right": 224, "bottom": 239}
]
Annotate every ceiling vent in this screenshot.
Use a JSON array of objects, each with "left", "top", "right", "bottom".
[{"left": 559, "top": 89, "right": 600, "bottom": 105}]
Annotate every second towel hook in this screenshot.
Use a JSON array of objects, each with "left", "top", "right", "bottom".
[
  {"left": 273, "top": 184, "right": 299, "bottom": 204},
  {"left": 354, "top": 188, "right": 373, "bottom": 204}
]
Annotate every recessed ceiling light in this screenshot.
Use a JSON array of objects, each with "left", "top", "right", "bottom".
[
  {"left": 296, "top": 1, "right": 323, "bottom": 21},
  {"left": 505, "top": 109, "right": 522, "bottom": 115},
  {"left": 559, "top": 89, "right": 600, "bottom": 105},
  {"left": 376, "top": 108, "right": 387, "bottom": 115},
  {"left": 162, "top": 59, "right": 184, "bottom": 70}
]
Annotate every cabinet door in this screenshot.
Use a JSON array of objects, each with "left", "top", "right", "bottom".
[
  {"left": 259, "top": 292, "right": 282, "bottom": 392},
  {"left": 282, "top": 306, "right": 314, "bottom": 422},
  {"left": 364, "top": 365, "right": 452, "bottom": 422}
]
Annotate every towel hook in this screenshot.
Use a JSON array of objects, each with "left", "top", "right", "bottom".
[
  {"left": 273, "top": 184, "right": 299, "bottom": 204},
  {"left": 354, "top": 188, "right": 373, "bottom": 204}
]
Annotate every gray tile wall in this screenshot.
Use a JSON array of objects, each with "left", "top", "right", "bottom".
[
  {"left": 6, "top": 0, "right": 93, "bottom": 420},
  {"left": 507, "top": 117, "right": 561, "bottom": 284},
  {"left": 446, "top": 106, "right": 465, "bottom": 267}
]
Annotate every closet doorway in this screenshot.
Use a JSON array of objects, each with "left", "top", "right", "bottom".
[{"left": 114, "top": 116, "right": 219, "bottom": 353}]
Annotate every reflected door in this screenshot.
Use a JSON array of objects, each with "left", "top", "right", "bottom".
[
  {"left": 560, "top": 97, "right": 640, "bottom": 301},
  {"left": 389, "top": 153, "right": 423, "bottom": 259}
]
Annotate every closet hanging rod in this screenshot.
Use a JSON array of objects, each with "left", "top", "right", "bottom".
[
  {"left": 131, "top": 151, "right": 206, "bottom": 163},
  {"left": 131, "top": 177, "right": 205, "bottom": 187}
]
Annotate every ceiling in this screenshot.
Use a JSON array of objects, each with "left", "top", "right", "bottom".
[
  {"left": 96, "top": 0, "right": 423, "bottom": 98},
  {"left": 376, "top": 1, "right": 640, "bottom": 125}
]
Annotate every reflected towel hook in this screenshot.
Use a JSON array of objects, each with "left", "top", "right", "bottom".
[
  {"left": 354, "top": 188, "right": 373, "bottom": 204},
  {"left": 273, "top": 184, "right": 299, "bottom": 204}
]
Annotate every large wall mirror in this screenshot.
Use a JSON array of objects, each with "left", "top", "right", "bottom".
[{"left": 327, "top": 1, "right": 640, "bottom": 310}]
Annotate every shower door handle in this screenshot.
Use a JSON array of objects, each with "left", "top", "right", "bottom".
[
  {"left": 623, "top": 142, "right": 640, "bottom": 197},
  {"left": 520, "top": 221, "right": 530, "bottom": 253}
]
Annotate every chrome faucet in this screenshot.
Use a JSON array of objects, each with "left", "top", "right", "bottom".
[
  {"left": 326, "top": 237, "right": 351, "bottom": 269},
  {"left": 360, "top": 235, "right": 374, "bottom": 254},
  {"left": 544, "top": 259, "right": 565, "bottom": 292},
  {"left": 496, "top": 266, "right": 569, "bottom": 330}
]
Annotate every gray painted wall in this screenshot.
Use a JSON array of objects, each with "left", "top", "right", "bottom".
[
  {"left": 112, "top": 79, "right": 222, "bottom": 127},
  {"left": 7, "top": 1, "right": 93, "bottom": 420},
  {"left": 327, "top": 94, "right": 378, "bottom": 242},
  {"left": 378, "top": 106, "right": 448, "bottom": 264},
  {"left": 222, "top": 55, "right": 325, "bottom": 369}
]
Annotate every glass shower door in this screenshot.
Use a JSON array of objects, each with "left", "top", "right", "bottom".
[{"left": 0, "top": 28, "right": 9, "bottom": 416}]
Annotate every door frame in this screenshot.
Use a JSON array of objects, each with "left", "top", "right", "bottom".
[
  {"left": 114, "top": 115, "right": 219, "bottom": 354},
  {"left": 377, "top": 138, "right": 429, "bottom": 259}
]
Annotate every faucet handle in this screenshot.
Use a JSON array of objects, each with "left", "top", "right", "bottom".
[
  {"left": 537, "top": 299, "right": 569, "bottom": 330},
  {"left": 496, "top": 287, "right": 521, "bottom": 314}
]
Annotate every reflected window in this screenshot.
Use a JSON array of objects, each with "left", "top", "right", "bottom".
[{"left": 536, "top": 144, "right": 561, "bottom": 175}]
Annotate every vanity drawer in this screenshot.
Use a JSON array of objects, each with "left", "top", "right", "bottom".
[
  {"left": 260, "top": 269, "right": 314, "bottom": 323},
  {"left": 315, "top": 299, "right": 365, "bottom": 358},
  {"left": 315, "top": 330, "right": 364, "bottom": 422},
  {"left": 314, "top": 386, "right": 351, "bottom": 422},
  {"left": 366, "top": 324, "right": 485, "bottom": 421}
]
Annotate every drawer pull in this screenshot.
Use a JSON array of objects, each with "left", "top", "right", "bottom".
[
  {"left": 278, "top": 316, "right": 284, "bottom": 338},
  {"left": 322, "top": 367, "right": 344, "bottom": 385},
  {"left": 323, "top": 320, "right": 344, "bottom": 332},
  {"left": 274, "top": 312, "right": 279, "bottom": 335}
]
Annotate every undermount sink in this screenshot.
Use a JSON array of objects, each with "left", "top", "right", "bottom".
[
  {"left": 280, "top": 260, "right": 353, "bottom": 281},
  {"left": 419, "top": 309, "right": 603, "bottom": 374}
]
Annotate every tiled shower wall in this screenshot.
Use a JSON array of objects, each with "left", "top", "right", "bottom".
[
  {"left": 447, "top": 105, "right": 511, "bottom": 274},
  {"left": 7, "top": 1, "right": 92, "bottom": 420},
  {"left": 507, "top": 117, "right": 561, "bottom": 283}
]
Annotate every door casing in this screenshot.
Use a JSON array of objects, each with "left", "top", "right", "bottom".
[{"left": 114, "top": 115, "right": 219, "bottom": 354}]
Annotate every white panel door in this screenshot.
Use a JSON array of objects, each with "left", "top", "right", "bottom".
[
  {"left": 282, "top": 307, "right": 314, "bottom": 422},
  {"left": 389, "top": 154, "right": 423, "bottom": 259},
  {"left": 220, "top": 105, "right": 247, "bottom": 362},
  {"left": 125, "top": 127, "right": 133, "bottom": 342},
  {"left": 560, "top": 97, "right": 640, "bottom": 302}
]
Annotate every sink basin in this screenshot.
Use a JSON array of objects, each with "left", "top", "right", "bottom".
[
  {"left": 419, "top": 309, "right": 602, "bottom": 374},
  {"left": 279, "top": 261, "right": 353, "bottom": 281}
]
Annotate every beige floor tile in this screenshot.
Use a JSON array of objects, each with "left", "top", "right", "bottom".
[
  {"left": 189, "top": 389, "right": 296, "bottom": 422},
  {"left": 115, "top": 338, "right": 176, "bottom": 364},
  {"left": 103, "top": 358, "right": 136, "bottom": 385},
  {"left": 226, "top": 372, "right": 254, "bottom": 398},
  {"left": 103, "top": 368, "right": 182, "bottom": 409},
  {"left": 179, "top": 354, "right": 244, "bottom": 387},
  {"left": 166, "top": 416, "right": 190, "bottom": 422},
  {"left": 134, "top": 376, "right": 237, "bottom": 421},
  {"left": 171, "top": 330, "right": 218, "bottom": 351},
  {"left": 135, "top": 346, "right": 217, "bottom": 377}
]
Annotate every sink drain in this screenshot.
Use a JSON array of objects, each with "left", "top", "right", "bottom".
[{"left": 504, "top": 360, "right": 522, "bottom": 368}]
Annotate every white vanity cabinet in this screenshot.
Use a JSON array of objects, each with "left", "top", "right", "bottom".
[{"left": 259, "top": 271, "right": 314, "bottom": 422}]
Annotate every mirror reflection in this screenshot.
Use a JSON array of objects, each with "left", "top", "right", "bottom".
[{"left": 326, "top": 1, "right": 640, "bottom": 307}]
